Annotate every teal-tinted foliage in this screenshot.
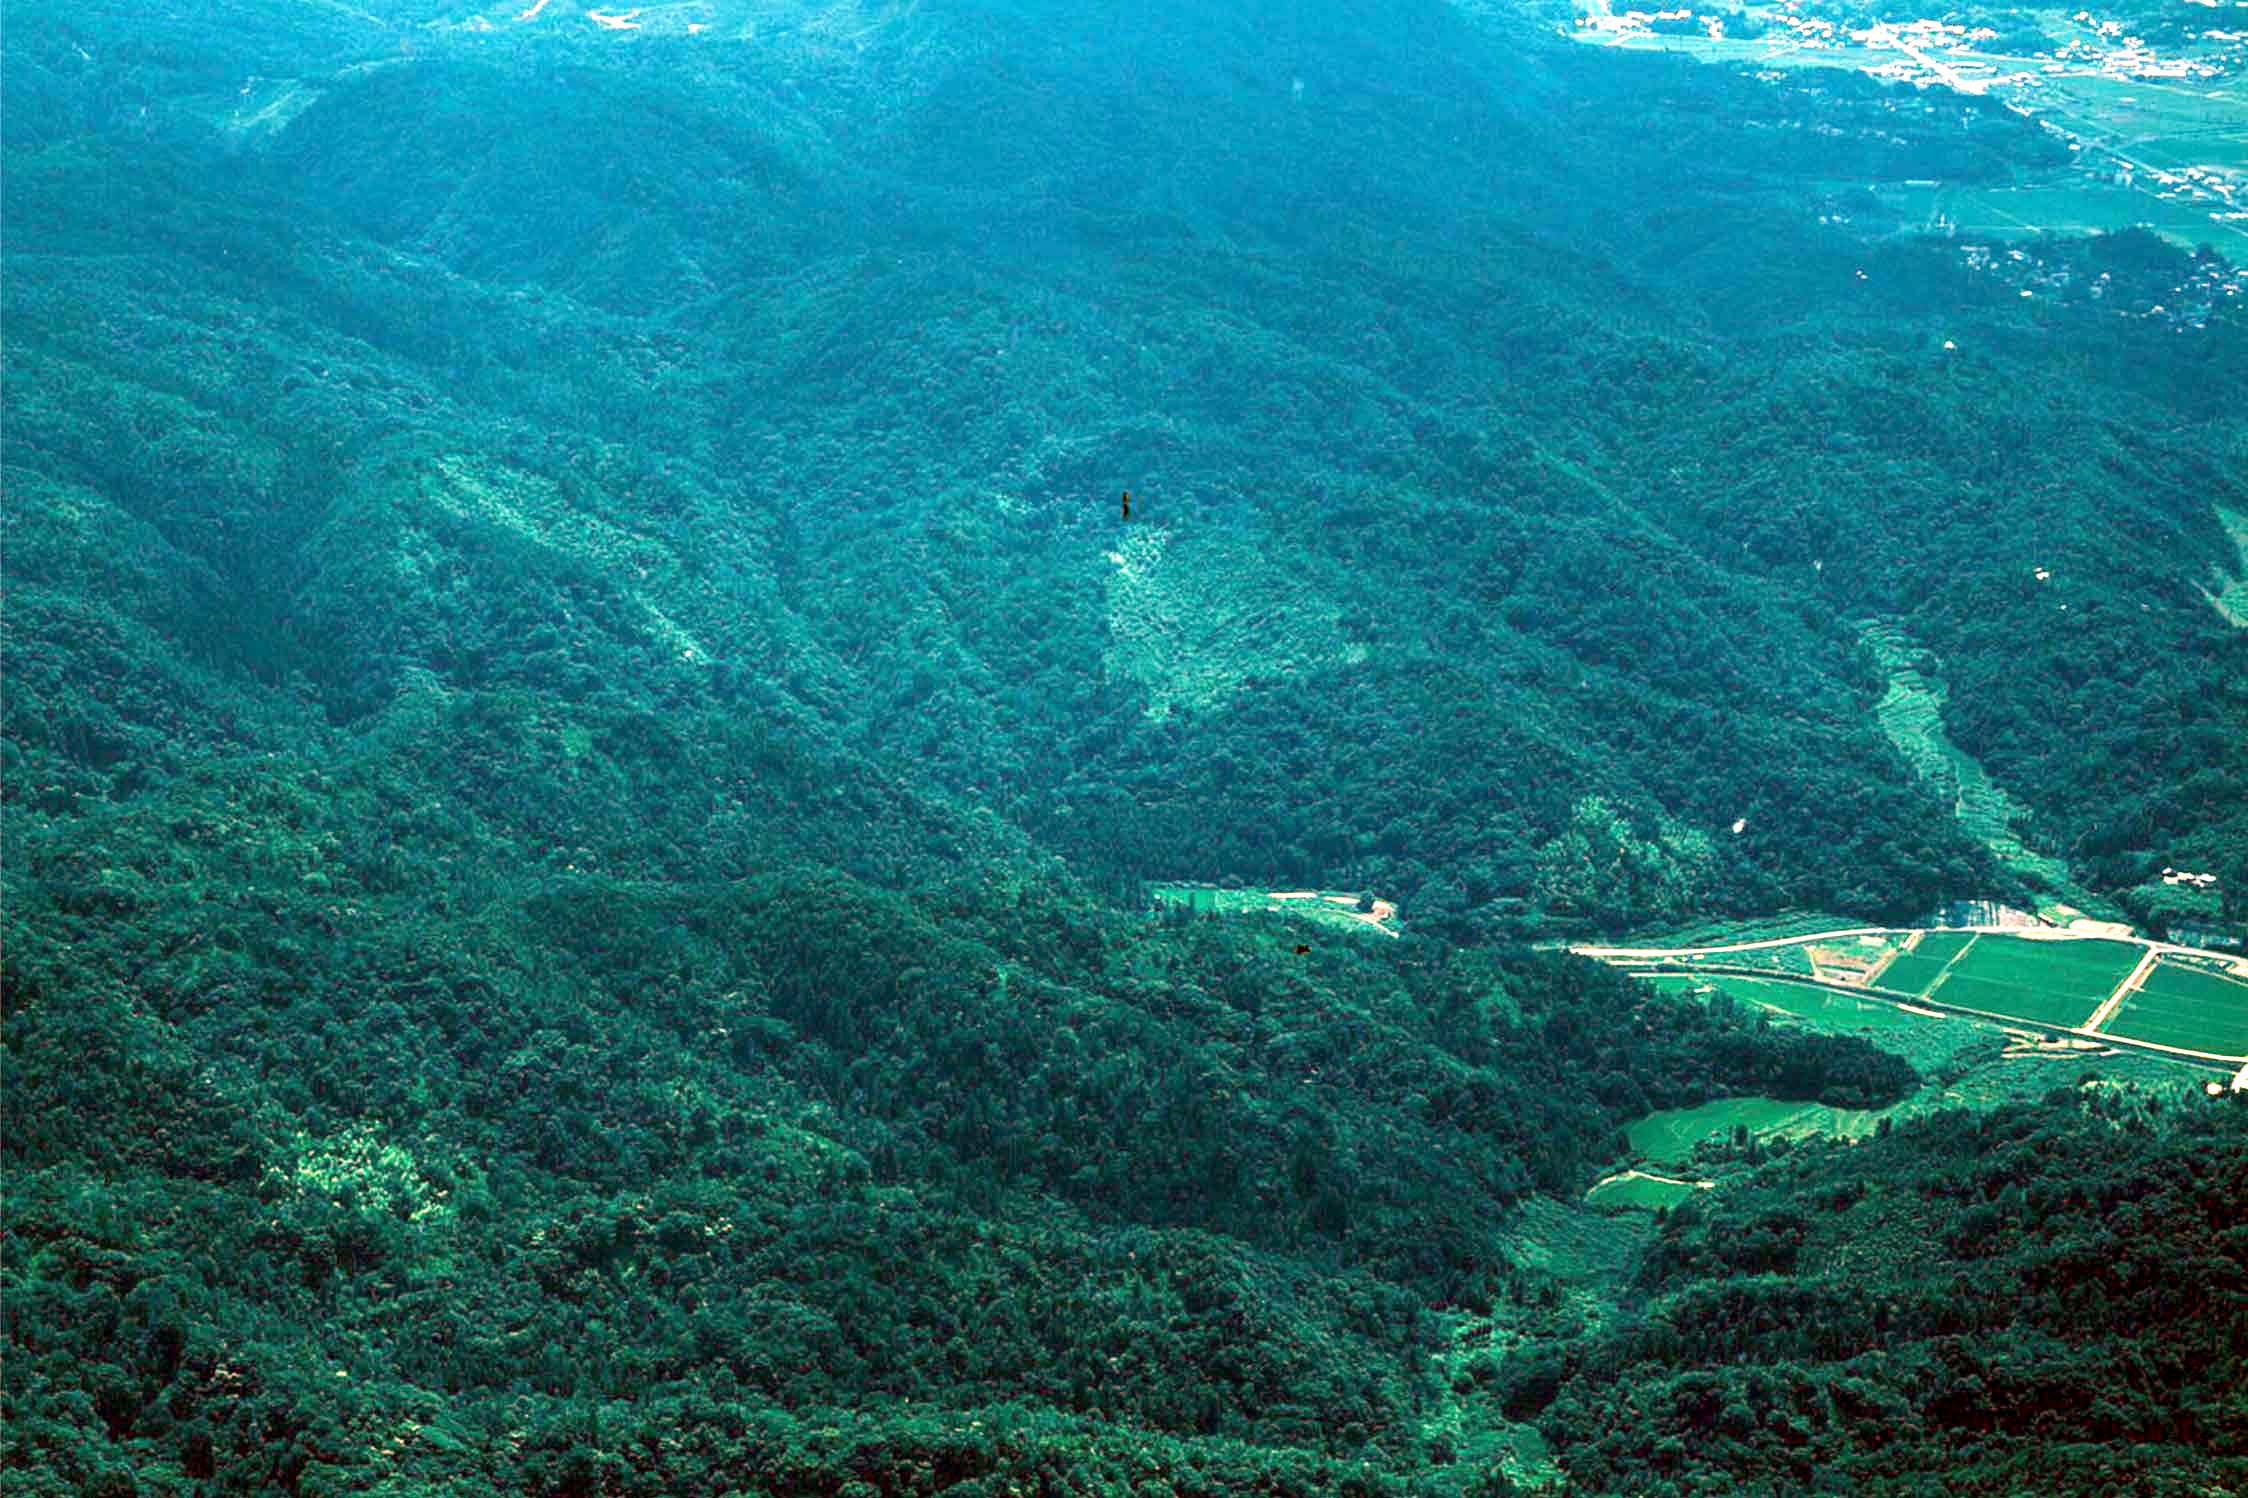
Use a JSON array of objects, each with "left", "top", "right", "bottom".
[{"left": 4, "top": 0, "right": 2245, "bottom": 1491}]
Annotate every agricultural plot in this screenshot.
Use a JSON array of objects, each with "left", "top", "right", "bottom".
[
  {"left": 2100, "top": 960, "right": 2248, "bottom": 1057},
  {"left": 1910, "top": 930, "right": 1976, "bottom": 963},
  {"left": 1870, "top": 953, "right": 1954, "bottom": 998},
  {"left": 1697, "top": 975, "right": 1923, "bottom": 1034},
  {"left": 1900, "top": 183, "right": 2243, "bottom": 247},
  {"left": 1638, "top": 971, "right": 1995, "bottom": 1072},
  {"left": 2037, "top": 73, "right": 2248, "bottom": 178},
  {"left": 1674, "top": 943, "right": 1816, "bottom": 977},
  {"left": 1578, "top": 30, "right": 2248, "bottom": 249},
  {"left": 1925, "top": 934, "right": 2144, "bottom": 1029}
]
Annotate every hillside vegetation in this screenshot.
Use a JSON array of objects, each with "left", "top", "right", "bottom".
[{"left": 4, "top": 0, "right": 2246, "bottom": 1492}]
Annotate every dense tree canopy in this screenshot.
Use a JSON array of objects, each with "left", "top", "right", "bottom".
[{"left": 4, "top": 0, "right": 2244, "bottom": 1491}]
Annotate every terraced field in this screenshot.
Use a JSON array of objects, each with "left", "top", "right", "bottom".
[{"left": 2102, "top": 959, "right": 2248, "bottom": 1057}]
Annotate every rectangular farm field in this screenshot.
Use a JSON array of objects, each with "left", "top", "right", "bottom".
[
  {"left": 1704, "top": 976, "right": 1922, "bottom": 1033},
  {"left": 1909, "top": 931, "right": 1975, "bottom": 963},
  {"left": 1929, "top": 972, "right": 2105, "bottom": 1029},
  {"left": 1871, "top": 953, "right": 1952, "bottom": 997},
  {"left": 2101, "top": 961, "right": 2248, "bottom": 1057},
  {"left": 1943, "top": 934, "right": 2141, "bottom": 996}
]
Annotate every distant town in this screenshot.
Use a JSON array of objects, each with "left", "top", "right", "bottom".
[{"left": 1571, "top": 0, "right": 2248, "bottom": 253}]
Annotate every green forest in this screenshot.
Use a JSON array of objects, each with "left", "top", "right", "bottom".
[{"left": 4, "top": 0, "right": 2245, "bottom": 1492}]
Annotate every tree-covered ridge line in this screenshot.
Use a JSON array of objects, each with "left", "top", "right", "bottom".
[
  {"left": 6, "top": 0, "right": 2248, "bottom": 1491},
  {"left": 17, "top": 148, "right": 2248, "bottom": 935}
]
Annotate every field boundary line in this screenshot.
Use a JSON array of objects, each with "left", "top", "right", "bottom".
[
  {"left": 2083, "top": 945, "right": 2160, "bottom": 1033},
  {"left": 1916, "top": 933, "right": 1984, "bottom": 1003},
  {"left": 1863, "top": 937, "right": 1912, "bottom": 988}
]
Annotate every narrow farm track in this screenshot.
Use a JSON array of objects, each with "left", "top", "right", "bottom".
[{"left": 2084, "top": 946, "right": 2162, "bottom": 1033}]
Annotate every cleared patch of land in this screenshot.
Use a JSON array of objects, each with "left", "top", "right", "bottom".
[
  {"left": 1149, "top": 883, "right": 1399, "bottom": 937},
  {"left": 1660, "top": 943, "right": 1819, "bottom": 977},
  {"left": 1585, "top": 1171, "right": 1709, "bottom": 1209},
  {"left": 2100, "top": 959, "right": 2248, "bottom": 1056},
  {"left": 1630, "top": 911, "right": 1869, "bottom": 947},
  {"left": 1862, "top": 621, "right": 2108, "bottom": 915},
  {"left": 1625, "top": 1095, "right": 1893, "bottom": 1167},
  {"left": 1103, "top": 527, "right": 1364, "bottom": 721},
  {"left": 2206, "top": 504, "right": 2248, "bottom": 628}
]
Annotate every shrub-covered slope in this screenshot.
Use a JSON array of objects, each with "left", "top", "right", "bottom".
[{"left": 1524, "top": 1095, "right": 2248, "bottom": 1493}]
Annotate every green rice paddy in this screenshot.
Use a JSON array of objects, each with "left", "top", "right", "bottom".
[
  {"left": 1892, "top": 182, "right": 2244, "bottom": 249},
  {"left": 1910, "top": 931, "right": 1976, "bottom": 963},
  {"left": 1920, "top": 934, "right": 2142, "bottom": 1028},
  {"left": 1872, "top": 953, "right": 1954, "bottom": 998},
  {"left": 1638, "top": 970, "right": 1998, "bottom": 1073},
  {"left": 1700, "top": 975, "right": 1922, "bottom": 1033},
  {"left": 1632, "top": 931, "right": 2248, "bottom": 1056},
  {"left": 2101, "top": 960, "right": 2248, "bottom": 1057}
]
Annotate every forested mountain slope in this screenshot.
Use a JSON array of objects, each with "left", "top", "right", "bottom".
[
  {"left": 10, "top": 0, "right": 2246, "bottom": 936},
  {"left": 4, "top": 0, "right": 2246, "bottom": 1492}
]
